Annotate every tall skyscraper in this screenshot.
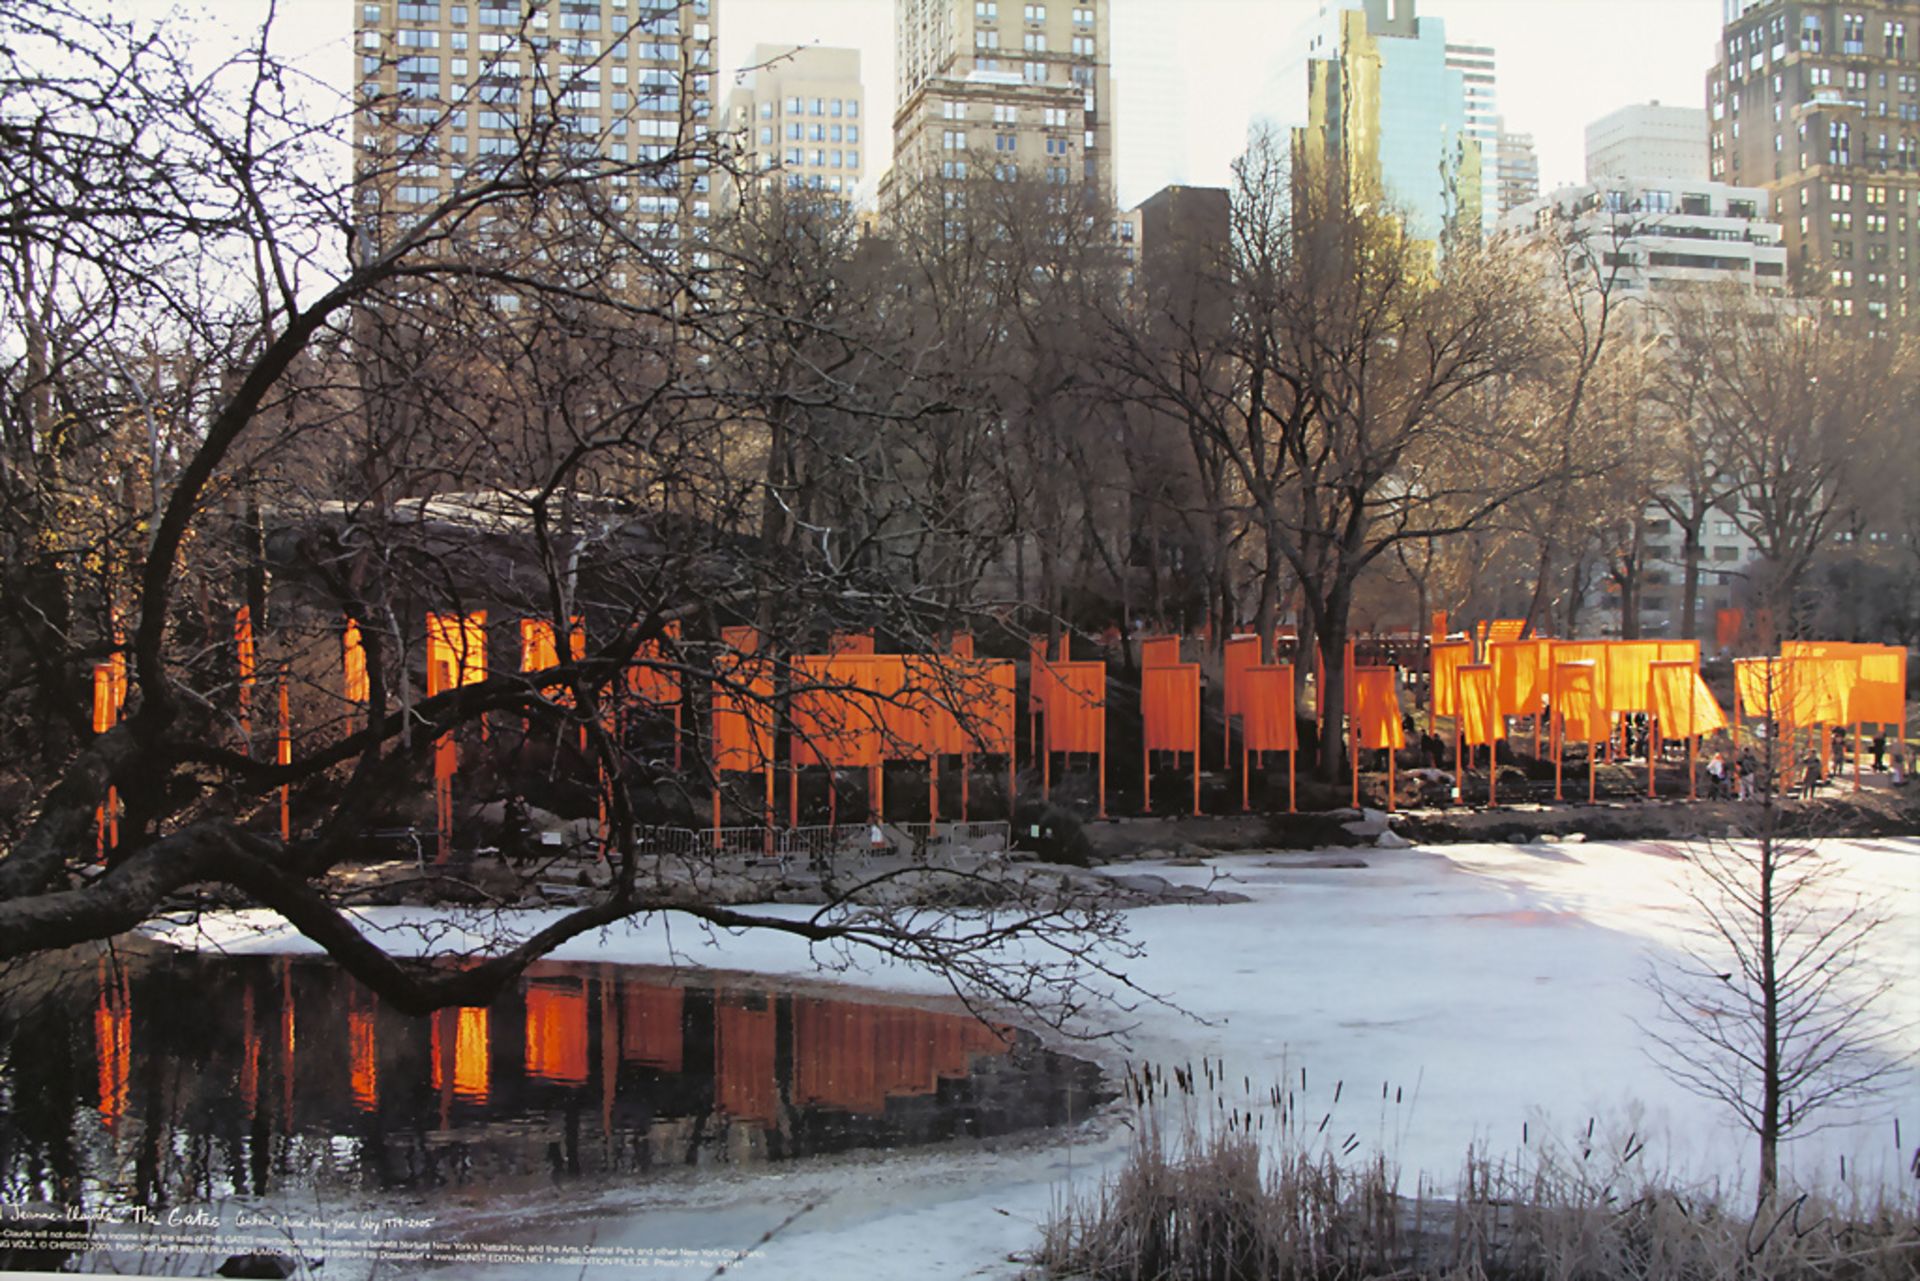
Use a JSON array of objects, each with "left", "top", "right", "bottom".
[
  {"left": 882, "top": 0, "right": 1115, "bottom": 214},
  {"left": 721, "top": 45, "right": 866, "bottom": 206},
  {"left": 1446, "top": 41, "right": 1500, "bottom": 232},
  {"left": 1708, "top": 0, "right": 1920, "bottom": 322},
  {"left": 353, "top": 0, "right": 718, "bottom": 244},
  {"left": 1286, "top": 0, "right": 1479, "bottom": 243}
]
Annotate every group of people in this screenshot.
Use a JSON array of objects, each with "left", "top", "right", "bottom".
[
  {"left": 1703, "top": 734, "right": 1908, "bottom": 802},
  {"left": 1703, "top": 748, "right": 1762, "bottom": 801}
]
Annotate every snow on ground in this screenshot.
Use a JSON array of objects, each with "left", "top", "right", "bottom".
[{"left": 150, "top": 837, "right": 1920, "bottom": 1279}]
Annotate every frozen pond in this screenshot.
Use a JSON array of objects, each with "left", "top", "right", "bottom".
[
  {"left": 0, "top": 951, "right": 1104, "bottom": 1216},
  {"left": 21, "top": 835, "right": 1911, "bottom": 1279}
]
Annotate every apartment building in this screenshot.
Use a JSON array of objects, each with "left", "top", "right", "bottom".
[
  {"left": 1709, "top": 0, "right": 1920, "bottom": 322},
  {"left": 720, "top": 45, "right": 866, "bottom": 207},
  {"left": 353, "top": 0, "right": 718, "bottom": 243},
  {"left": 882, "top": 0, "right": 1115, "bottom": 215},
  {"left": 1503, "top": 176, "right": 1789, "bottom": 296},
  {"left": 1495, "top": 127, "right": 1541, "bottom": 214},
  {"left": 1588, "top": 102, "right": 1710, "bottom": 182}
]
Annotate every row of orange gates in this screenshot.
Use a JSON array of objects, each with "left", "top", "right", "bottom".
[{"left": 85, "top": 612, "right": 1908, "bottom": 858}]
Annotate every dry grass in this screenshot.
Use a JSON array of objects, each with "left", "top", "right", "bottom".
[{"left": 1034, "top": 1062, "right": 1919, "bottom": 1280}]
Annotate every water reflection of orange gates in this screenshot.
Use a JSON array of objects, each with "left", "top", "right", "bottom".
[
  {"left": 715, "top": 995, "right": 778, "bottom": 1125},
  {"left": 94, "top": 957, "right": 131, "bottom": 1129},
  {"left": 790, "top": 999, "right": 1006, "bottom": 1114},
  {"left": 349, "top": 1002, "right": 379, "bottom": 1113},
  {"left": 429, "top": 1006, "right": 492, "bottom": 1105},
  {"left": 524, "top": 978, "right": 589, "bottom": 1087}
]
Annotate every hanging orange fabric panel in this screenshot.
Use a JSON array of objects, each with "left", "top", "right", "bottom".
[
  {"left": 910, "top": 655, "right": 1012, "bottom": 756},
  {"left": 520, "top": 619, "right": 560, "bottom": 674},
  {"left": 1715, "top": 608, "right": 1744, "bottom": 649},
  {"left": 1555, "top": 662, "right": 1604, "bottom": 742},
  {"left": 92, "top": 654, "right": 126, "bottom": 734},
  {"left": 1789, "top": 655, "right": 1854, "bottom": 726},
  {"left": 524, "top": 979, "right": 589, "bottom": 1086},
  {"left": 627, "top": 620, "right": 683, "bottom": 707},
  {"left": 712, "top": 653, "right": 775, "bottom": 772},
  {"left": 869, "top": 655, "right": 924, "bottom": 760},
  {"left": 236, "top": 606, "right": 257, "bottom": 691},
  {"left": 343, "top": 619, "right": 369, "bottom": 704},
  {"left": 964, "top": 661, "right": 1017, "bottom": 754},
  {"left": 790, "top": 655, "right": 877, "bottom": 767},
  {"left": 1456, "top": 664, "right": 1502, "bottom": 745},
  {"left": 1351, "top": 667, "right": 1405, "bottom": 750},
  {"left": 1142, "top": 664, "right": 1200, "bottom": 753},
  {"left": 1429, "top": 611, "right": 1448, "bottom": 644},
  {"left": 1490, "top": 640, "right": 1542, "bottom": 718},
  {"left": 1735, "top": 657, "right": 1786, "bottom": 720},
  {"left": 1853, "top": 648, "right": 1906, "bottom": 724},
  {"left": 1650, "top": 660, "right": 1727, "bottom": 740},
  {"left": 948, "top": 633, "right": 974, "bottom": 659},
  {"left": 1430, "top": 640, "right": 1472, "bottom": 717},
  {"left": 907, "top": 656, "right": 965, "bottom": 756},
  {"left": 1606, "top": 641, "right": 1659, "bottom": 714},
  {"left": 1139, "top": 636, "right": 1181, "bottom": 668},
  {"left": 1241, "top": 664, "right": 1298, "bottom": 752},
  {"left": 1487, "top": 619, "right": 1526, "bottom": 645},
  {"left": 1222, "top": 634, "right": 1261, "bottom": 720},
  {"left": 426, "top": 612, "right": 488, "bottom": 692},
  {"left": 1046, "top": 661, "right": 1106, "bottom": 753},
  {"left": 1549, "top": 642, "right": 1610, "bottom": 714},
  {"left": 1029, "top": 645, "right": 1057, "bottom": 717},
  {"left": 720, "top": 624, "right": 760, "bottom": 654},
  {"left": 828, "top": 631, "right": 875, "bottom": 655},
  {"left": 1783, "top": 641, "right": 1899, "bottom": 724}
]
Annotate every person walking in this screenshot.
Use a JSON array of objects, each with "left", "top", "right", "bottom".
[
  {"left": 1798, "top": 756, "right": 1821, "bottom": 801},
  {"left": 1706, "top": 751, "right": 1727, "bottom": 800}
]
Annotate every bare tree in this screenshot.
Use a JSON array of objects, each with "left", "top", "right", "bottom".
[
  {"left": 1645, "top": 711, "right": 1905, "bottom": 1201},
  {"left": 1661, "top": 289, "right": 1902, "bottom": 638},
  {"left": 0, "top": 2, "right": 1140, "bottom": 1022},
  {"left": 1108, "top": 131, "right": 1551, "bottom": 779}
]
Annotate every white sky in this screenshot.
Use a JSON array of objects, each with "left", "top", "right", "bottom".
[{"left": 138, "top": 0, "right": 1726, "bottom": 208}]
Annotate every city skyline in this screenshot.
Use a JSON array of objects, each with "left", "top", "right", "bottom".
[
  {"left": 152, "top": 0, "right": 1727, "bottom": 211},
  {"left": 720, "top": 0, "right": 1728, "bottom": 207}
]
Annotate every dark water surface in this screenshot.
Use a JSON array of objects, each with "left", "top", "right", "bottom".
[{"left": 0, "top": 949, "right": 1104, "bottom": 1211}]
